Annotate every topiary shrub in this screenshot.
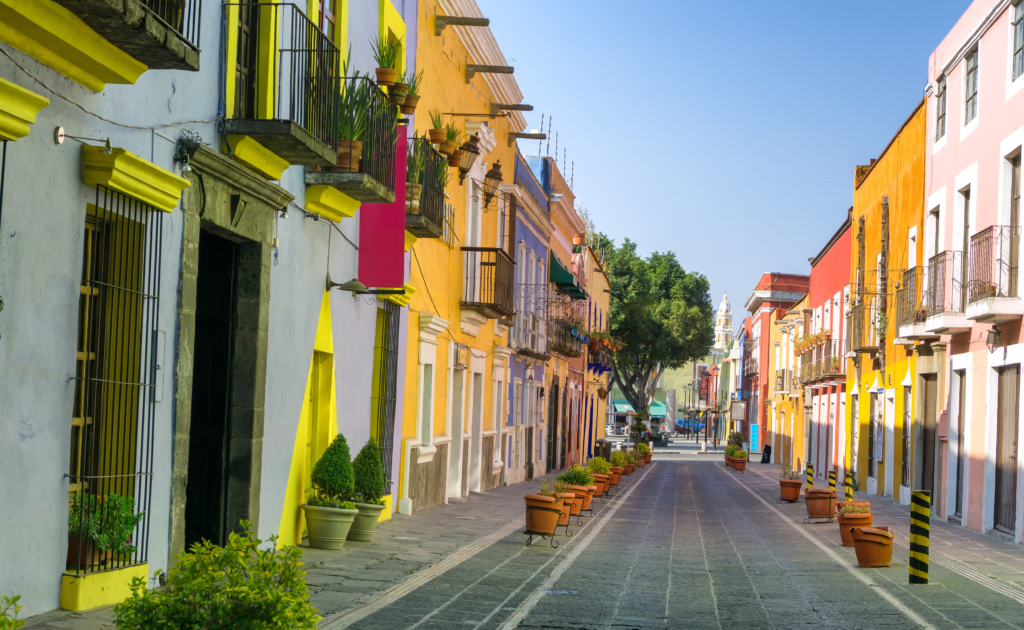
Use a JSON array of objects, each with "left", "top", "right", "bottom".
[
  {"left": 586, "top": 457, "right": 611, "bottom": 474},
  {"left": 637, "top": 443, "right": 651, "bottom": 455},
  {"left": 114, "top": 522, "right": 319, "bottom": 630},
  {"left": 311, "top": 434, "right": 354, "bottom": 504},
  {"left": 610, "top": 451, "right": 628, "bottom": 467},
  {"left": 353, "top": 439, "right": 389, "bottom": 505}
]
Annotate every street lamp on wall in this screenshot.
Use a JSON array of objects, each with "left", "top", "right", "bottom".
[{"left": 482, "top": 160, "right": 503, "bottom": 207}]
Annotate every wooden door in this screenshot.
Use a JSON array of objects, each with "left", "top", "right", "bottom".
[
  {"left": 995, "top": 365, "right": 1020, "bottom": 533},
  {"left": 921, "top": 375, "right": 938, "bottom": 494}
]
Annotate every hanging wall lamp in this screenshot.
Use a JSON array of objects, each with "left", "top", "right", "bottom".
[{"left": 482, "top": 160, "right": 503, "bottom": 207}]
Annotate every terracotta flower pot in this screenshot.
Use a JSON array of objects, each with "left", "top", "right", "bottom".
[
  {"left": 610, "top": 467, "right": 622, "bottom": 485},
  {"left": 401, "top": 95, "right": 420, "bottom": 115},
  {"left": 851, "top": 526, "right": 894, "bottom": 567},
  {"left": 805, "top": 489, "right": 837, "bottom": 520},
  {"left": 733, "top": 458, "right": 747, "bottom": 471},
  {"left": 624, "top": 464, "right": 633, "bottom": 476},
  {"left": 635, "top": 458, "right": 644, "bottom": 468},
  {"left": 569, "top": 485, "right": 592, "bottom": 511},
  {"left": 405, "top": 183, "right": 423, "bottom": 214},
  {"left": 428, "top": 128, "right": 446, "bottom": 143},
  {"left": 645, "top": 453, "right": 652, "bottom": 464},
  {"left": 302, "top": 504, "right": 359, "bottom": 550},
  {"left": 838, "top": 512, "right": 873, "bottom": 547},
  {"left": 524, "top": 494, "right": 560, "bottom": 535},
  {"left": 439, "top": 140, "right": 456, "bottom": 155},
  {"left": 835, "top": 501, "right": 871, "bottom": 516},
  {"left": 564, "top": 489, "right": 584, "bottom": 516},
  {"left": 555, "top": 493, "right": 574, "bottom": 525},
  {"left": 375, "top": 67, "right": 396, "bottom": 86},
  {"left": 585, "top": 485, "right": 597, "bottom": 509},
  {"left": 591, "top": 474, "right": 609, "bottom": 494},
  {"left": 447, "top": 155, "right": 462, "bottom": 168},
  {"left": 778, "top": 479, "right": 803, "bottom": 503},
  {"left": 67, "top": 536, "right": 112, "bottom": 568},
  {"left": 348, "top": 502, "right": 386, "bottom": 542},
  {"left": 388, "top": 82, "right": 409, "bottom": 105},
  {"left": 337, "top": 140, "right": 363, "bottom": 172},
  {"left": 573, "top": 234, "right": 585, "bottom": 245}
]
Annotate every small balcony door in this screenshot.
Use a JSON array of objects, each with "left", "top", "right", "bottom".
[
  {"left": 1011, "top": 156, "right": 1021, "bottom": 297},
  {"left": 995, "top": 365, "right": 1020, "bottom": 534},
  {"left": 955, "top": 370, "right": 967, "bottom": 518}
]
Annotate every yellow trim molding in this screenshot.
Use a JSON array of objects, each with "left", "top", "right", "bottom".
[
  {"left": 379, "top": 0, "right": 406, "bottom": 76},
  {"left": 404, "top": 230, "right": 417, "bottom": 252},
  {"left": 0, "top": 0, "right": 147, "bottom": 92},
  {"left": 306, "top": 185, "right": 360, "bottom": 223},
  {"left": 60, "top": 563, "right": 148, "bottom": 611},
  {"left": 379, "top": 494, "right": 393, "bottom": 522},
  {"left": 228, "top": 135, "right": 289, "bottom": 181},
  {"left": 382, "top": 283, "right": 415, "bottom": 307},
  {"left": 0, "top": 77, "right": 48, "bottom": 141},
  {"left": 82, "top": 145, "right": 191, "bottom": 213}
]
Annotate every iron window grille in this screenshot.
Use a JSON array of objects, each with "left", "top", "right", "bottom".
[
  {"left": 1014, "top": 1, "right": 1024, "bottom": 81},
  {"left": 935, "top": 76, "right": 947, "bottom": 140},
  {"left": 370, "top": 301, "right": 399, "bottom": 481},
  {"left": 143, "top": 0, "right": 202, "bottom": 51},
  {"left": 227, "top": 3, "right": 340, "bottom": 151},
  {"left": 335, "top": 76, "right": 397, "bottom": 192},
  {"left": 965, "top": 51, "right": 979, "bottom": 124},
  {"left": 67, "top": 185, "right": 164, "bottom": 576},
  {"left": 968, "top": 225, "right": 1021, "bottom": 302}
]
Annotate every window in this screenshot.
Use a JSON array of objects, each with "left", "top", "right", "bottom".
[
  {"left": 935, "top": 76, "right": 947, "bottom": 140},
  {"left": 370, "top": 302, "right": 400, "bottom": 480},
  {"left": 965, "top": 51, "right": 979, "bottom": 124},
  {"left": 319, "top": 0, "right": 335, "bottom": 42},
  {"left": 1014, "top": 0, "right": 1024, "bottom": 81},
  {"left": 515, "top": 380, "right": 523, "bottom": 426},
  {"left": 901, "top": 386, "right": 911, "bottom": 488}
]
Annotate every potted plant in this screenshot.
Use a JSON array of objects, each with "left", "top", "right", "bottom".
[
  {"left": 724, "top": 443, "right": 736, "bottom": 467},
  {"left": 302, "top": 434, "right": 358, "bottom": 550},
  {"left": 348, "top": 438, "right": 389, "bottom": 542},
  {"left": 553, "top": 480, "right": 574, "bottom": 526},
  {"left": 637, "top": 442, "right": 651, "bottom": 464},
  {"left": 440, "top": 123, "right": 460, "bottom": 156},
  {"left": 68, "top": 492, "right": 145, "bottom": 568},
  {"left": 851, "top": 526, "right": 894, "bottom": 567},
  {"left": 388, "top": 73, "right": 408, "bottom": 106},
  {"left": 524, "top": 482, "right": 561, "bottom": 545},
  {"left": 609, "top": 451, "right": 626, "bottom": 485},
  {"left": 732, "top": 449, "right": 747, "bottom": 471},
  {"left": 428, "top": 109, "right": 445, "bottom": 143},
  {"left": 837, "top": 504, "right": 873, "bottom": 547},
  {"left": 587, "top": 457, "right": 612, "bottom": 495},
  {"left": 406, "top": 138, "right": 426, "bottom": 214},
  {"left": 337, "top": 62, "right": 370, "bottom": 172},
  {"left": 778, "top": 464, "right": 803, "bottom": 502},
  {"left": 805, "top": 488, "right": 837, "bottom": 521},
  {"left": 621, "top": 451, "right": 634, "bottom": 475},
  {"left": 401, "top": 69, "right": 423, "bottom": 115},
  {"left": 370, "top": 35, "right": 400, "bottom": 86},
  {"left": 557, "top": 465, "right": 595, "bottom": 512}
]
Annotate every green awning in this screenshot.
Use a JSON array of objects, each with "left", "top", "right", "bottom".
[
  {"left": 549, "top": 251, "right": 574, "bottom": 284},
  {"left": 613, "top": 399, "right": 634, "bottom": 414},
  {"left": 649, "top": 402, "right": 667, "bottom": 418}
]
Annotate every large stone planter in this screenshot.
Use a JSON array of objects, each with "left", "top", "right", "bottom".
[
  {"left": 347, "top": 502, "right": 387, "bottom": 542},
  {"left": 302, "top": 503, "right": 359, "bottom": 550}
]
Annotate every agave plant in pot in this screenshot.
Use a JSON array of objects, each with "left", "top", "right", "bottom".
[
  {"left": 440, "top": 123, "right": 461, "bottom": 157},
  {"left": 401, "top": 68, "right": 423, "bottom": 114},
  {"left": 302, "top": 434, "right": 358, "bottom": 550},
  {"left": 370, "top": 34, "right": 400, "bottom": 86},
  {"left": 406, "top": 138, "right": 426, "bottom": 214},
  {"left": 338, "top": 64, "right": 370, "bottom": 172},
  {"left": 348, "top": 438, "right": 391, "bottom": 542},
  {"left": 427, "top": 109, "right": 446, "bottom": 144}
]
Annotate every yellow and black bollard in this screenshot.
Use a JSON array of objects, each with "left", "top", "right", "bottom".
[
  {"left": 909, "top": 490, "right": 931, "bottom": 584},
  {"left": 845, "top": 472, "right": 853, "bottom": 501},
  {"left": 806, "top": 463, "right": 814, "bottom": 490},
  {"left": 828, "top": 470, "right": 836, "bottom": 491}
]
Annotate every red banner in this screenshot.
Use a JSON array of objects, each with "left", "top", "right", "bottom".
[{"left": 359, "top": 130, "right": 407, "bottom": 288}]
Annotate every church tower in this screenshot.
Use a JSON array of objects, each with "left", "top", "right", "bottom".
[{"left": 714, "top": 293, "right": 733, "bottom": 350}]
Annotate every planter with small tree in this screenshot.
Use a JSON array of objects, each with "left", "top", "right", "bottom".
[
  {"left": 348, "top": 438, "right": 390, "bottom": 542},
  {"left": 302, "top": 434, "right": 358, "bottom": 550}
]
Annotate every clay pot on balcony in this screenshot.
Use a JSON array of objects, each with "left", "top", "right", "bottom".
[
  {"left": 401, "top": 95, "right": 420, "bottom": 115},
  {"left": 337, "top": 140, "right": 363, "bottom": 172},
  {"left": 375, "top": 67, "right": 397, "bottom": 86},
  {"left": 778, "top": 479, "right": 803, "bottom": 503},
  {"left": 388, "top": 82, "right": 408, "bottom": 105},
  {"left": 573, "top": 234, "right": 586, "bottom": 245},
  {"left": 448, "top": 150, "right": 464, "bottom": 168},
  {"left": 439, "top": 140, "right": 456, "bottom": 155},
  {"left": 805, "top": 489, "right": 837, "bottom": 520},
  {"left": 838, "top": 511, "right": 873, "bottom": 547},
  {"left": 405, "top": 183, "right": 423, "bottom": 214},
  {"left": 524, "top": 494, "right": 560, "bottom": 536},
  {"left": 428, "top": 128, "right": 446, "bottom": 143},
  {"left": 851, "top": 526, "right": 894, "bottom": 567}
]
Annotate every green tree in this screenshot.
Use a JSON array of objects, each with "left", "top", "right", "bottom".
[{"left": 600, "top": 236, "right": 714, "bottom": 428}]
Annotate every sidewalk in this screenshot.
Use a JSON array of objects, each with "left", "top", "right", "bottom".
[
  {"left": 746, "top": 460, "right": 1024, "bottom": 598},
  {"left": 24, "top": 477, "right": 545, "bottom": 629}
]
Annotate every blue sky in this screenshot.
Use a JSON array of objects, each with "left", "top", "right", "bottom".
[{"left": 478, "top": 0, "right": 971, "bottom": 322}]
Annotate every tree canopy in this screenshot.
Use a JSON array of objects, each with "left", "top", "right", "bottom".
[{"left": 600, "top": 236, "right": 714, "bottom": 423}]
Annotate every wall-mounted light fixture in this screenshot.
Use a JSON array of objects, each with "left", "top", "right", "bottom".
[
  {"left": 482, "top": 160, "right": 503, "bottom": 207},
  {"left": 988, "top": 327, "right": 1001, "bottom": 346},
  {"left": 326, "top": 273, "right": 405, "bottom": 296}
]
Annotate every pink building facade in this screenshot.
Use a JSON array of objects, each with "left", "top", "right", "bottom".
[{"left": 925, "top": 0, "right": 1024, "bottom": 539}]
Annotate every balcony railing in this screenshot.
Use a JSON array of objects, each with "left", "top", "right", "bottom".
[
  {"left": 144, "top": 0, "right": 202, "bottom": 51},
  {"left": 926, "top": 251, "right": 966, "bottom": 315},
  {"left": 743, "top": 338, "right": 759, "bottom": 376},
  {"left": 460, "top": 247, "right": 515, "bottom": 319},
  {"left": 550, "top": 317, "right": 584, "bottom": 357},
  {"left": 968, "top": 225, "right": 1022, "bottom": 303},
  {"left": 405, "top": 137, "right": 446, "bottom": 237},
  {"left": 897, "top": 267, "right": 928, "bottom": 328},
  {"left": 224, "top": 3, "right": 339, "bottom": 166},
  {"left": 849, "top": 302, "right": 879, "bottom": 352}
]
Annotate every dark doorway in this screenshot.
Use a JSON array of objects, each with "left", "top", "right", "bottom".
[
  {"left": 955, "top": 370, "right": 966, "bottom": 518},
  {"left": 995, "top": 365, "right": 1020, "bottom": 534},
  {"left": 921, "top": 375, "right": 938, "bottom": 494},
  {"left": 547, "top": 377, "right": 559, "bottom": 472},
  {"left": 184, "top": 230, "right": 238, "bottom": 548}
]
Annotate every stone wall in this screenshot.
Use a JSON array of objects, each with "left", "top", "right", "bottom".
[{"left": 409, "top": 443, "right": 448, "bottom": 511}]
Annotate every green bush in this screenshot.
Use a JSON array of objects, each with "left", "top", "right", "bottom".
[
  {"left": 637, "top": 443, "right": 651, "bottom": 455},
  {"left": 556, "top": 465, "right": 594, "bottom": 487},
  {"left": 734, "top": 450, "right": 747, "bottom": 459},
  {"left": 839, "top": 504, "right": 871, "bottom": 515},
  {"left": 727, "top": 431, "right": 744, "bottom": 447},
  {"left": 610, "top": 451, "right": 628, "bottom": 467},
  {"left": 353, "top": 439, "right": 389, "bottom": 505},
  {"left": 1, "top": 595, "right": 24, "bottom": 630},
  {"left": 311, "top": 434, "right": 354, "bottom": 503},
  {"left": 586, "top": 457, "right": 611, "bottom": 474},
  {"left": 68, "top": 493, "right": 144, "bottom": 555},
  {"left": 114, "top": 522, "right": 319, "bottom": 630},
  {"left": 724, "top": 445, "right": 736, "bottom": 457}
]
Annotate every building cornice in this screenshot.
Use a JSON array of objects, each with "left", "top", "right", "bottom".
[
  {"left": 937, "top": 0, "right": 1012, "bottom": 80},
  {"left": 744, "top": 290, "right": 806, "bottom": 313}
]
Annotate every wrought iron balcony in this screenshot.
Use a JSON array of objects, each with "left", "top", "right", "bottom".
[
  {"left": 54, "top": 0, "right": 202, "bottom": 70},
  {"left": 404, "top": 138, "right": 446, "bottom": 236},
  {"left": 924, "top": 251, "right": 971, "bottom": 333},
  {"left": 896, "top": 267, "right": 936, "bottom": 340},
  {"left": 224, "top": 3, "right": 339, "bottom": 166},
  {"left": 743, "top": 338, "right": 759, "bottom": 376},
  {"left": 967, "top": 225, "right": 1024, "bottom": 322},
  {"left": 460, "top": 247, "right": 515, "bottom": 319},
  {"left": 848, "top": 302, "right": 879, "bottom": 353},
  {"left": 549, "top": 317, "right": 584, "bottom": 358}
]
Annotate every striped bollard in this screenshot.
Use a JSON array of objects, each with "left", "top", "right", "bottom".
[
  {"left": 909, "top": 491, "right": 931, "bottom": 584},
  {"left": 845, "top": 472, "right": 853, "bottom": 501},
  {"left": 806, "top": 464, "right": 814, "bottom": 490},
  {"left": 828, "top": 470, "right": 836, "bottom": 491}
]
